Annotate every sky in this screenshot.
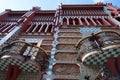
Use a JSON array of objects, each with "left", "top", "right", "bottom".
[{"left": 0, "top": 0, "right": 120, "bottom": 12}]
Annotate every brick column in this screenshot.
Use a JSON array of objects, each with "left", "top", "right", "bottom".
[
  {"left": 6, "top": 65, "right": 13, "bottom": 80},
  {"left": 12, "top": 65, "right": 20, "bottom": 80},
  {"left": 106, "top": 56, "right": 117, "bottom": 76}
]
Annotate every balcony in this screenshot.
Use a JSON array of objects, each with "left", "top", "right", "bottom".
[
  {"left": 0, "top": 40, "right": 49, "bottom": 72},
  {"left": 75, "top": 30, "right": 120, "bottom": 65}
]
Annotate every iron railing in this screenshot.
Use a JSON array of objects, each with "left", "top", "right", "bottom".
[
  {"left": 76, "top": 30, "right": 120, "bottom": 62},
  {"left": 0, "top": 40, "right": 49, "bottom": 72}
]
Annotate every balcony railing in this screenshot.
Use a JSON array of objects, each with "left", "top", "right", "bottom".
[
  {"left": 0, "top": 40, "right": 49, "bottom": 72},
  {"left": 75, "top": 30, "right": 120, "bottom": 63}
]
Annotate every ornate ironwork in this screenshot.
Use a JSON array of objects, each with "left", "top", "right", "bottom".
[
  {"left": 0, "top": 40, "right": 49, "bottom": 72},
  {"left": 75, "top": 30, "right": 120, "bottom": 62}
]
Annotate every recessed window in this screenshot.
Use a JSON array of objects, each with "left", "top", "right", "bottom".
[
  {"left": 20, "top": 38, "right": 42, "bottom": 56},
  {"left": 74, "top": 18, "right": 79, "bottom": 25},
  {"left": 23, "top": 46, "right": 36, "bottom": 56},
  {"left": 41, "top": 24, "right": 47, "bottom": 32},
  {"left": 47, "top": 24, "right": 52, "bottom": 33},
  {"left": 69, "top": 18, "right": 73, "bottom": 25}
]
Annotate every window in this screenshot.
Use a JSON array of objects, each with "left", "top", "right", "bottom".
[
  {"left": 41, "top": 24, "right": 47, "bottom": 32},
  {"left": 74, "top": 18, "right": 79, "bottom": 25},
  {"left": 23, "top": 46, "right": 36, "bottom": 56},
  {"left": 20, "top": 38, "right": 42, "bottom": 56},
  {"left": 47, "top": 24, "right": 52, "bottom": 33},
  {"left": 69, "top": 18, "right": 73, "bottom": 25}
]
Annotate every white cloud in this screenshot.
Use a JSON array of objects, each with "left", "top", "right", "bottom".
[{"left": 92, "top": 0, "right": 105, "bottom": 3}]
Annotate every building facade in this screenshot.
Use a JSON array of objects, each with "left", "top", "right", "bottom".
[{"left": 0, "top": 3, "right": 120, "bottom": 80}]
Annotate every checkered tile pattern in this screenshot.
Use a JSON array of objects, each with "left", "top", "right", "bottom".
[
  {"left": 0, "top": 58, "right": 22, "bottom": 71},
  {"left": 0, "top": 56, "right": 40, "bottom": 72},
  {"left": 80, "top": 27, "right": 101, "bottom": 37},
  {"left": 20, "top": 62, "right": 39, "bottom": 72},
  {"left": 83, "top": 47, "right": 120, "bottom": 65}
]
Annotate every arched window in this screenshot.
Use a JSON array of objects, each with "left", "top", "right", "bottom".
[
  {"left": 98, "top": 18, "right": 103, "bottom": 26},
  {"left": 69, "top": 18, "right": 73, "bottom": 25},
  {"left": 87, "top": 18, "right": 94, "bottom": 26},
  {"left": 41, "top": 24, "right": 47, "bottom": 32},
  {"left": 29, "top": 24, "right": 36, "bottom": 32},
  {"left": 93, "top": 18, "right": 99, "bottom": 26},
  {"left": 63, "top": 18, "right": 67, "bottom": 25},
  {"left": 81, "top": 18, "right": 87, "bottom": 26},
  {"left": 47, "top": 24, "right": 52, "bottom": 33},
  {"left": 35, "top": 24, "right": 41, "bottom": 32},
  {"left": 74, "top": 18, "right": 79, "bottom": 25}
]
